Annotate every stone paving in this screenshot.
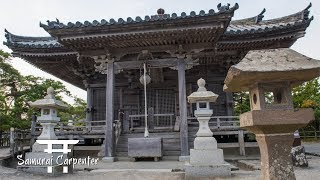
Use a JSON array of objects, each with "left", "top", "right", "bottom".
[
  {"left": 1, "top": 143, "right": 320, "bottom": 180},
  {"left": 1, "top": 156, "right": 320, "bottom": 180},
  {"left": 303, "top": 142, "right": 320, "bottom": 156}
]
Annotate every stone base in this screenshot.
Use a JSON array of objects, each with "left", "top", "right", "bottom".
[
  {"left": 179, "top": 156, "right": 190, "bottom": 162},
  {"left": 190, "top": 149, "right": 224, "bottom": 165},
  {"left": 185, "top": 163, "right": 231, "bottom": 179},
  {"left": 19, "top": 165, "right": 64, "bottom": 176},
  {"left": 102, "top": 157, "right": 115, "bottom": 162},
  {"left": 19, "top": 151, "right": 69, "bottom": 175}
]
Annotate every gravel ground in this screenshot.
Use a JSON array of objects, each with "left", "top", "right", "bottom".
[{"left": 1, "top": 156, "right": 320, "bottom": 180}]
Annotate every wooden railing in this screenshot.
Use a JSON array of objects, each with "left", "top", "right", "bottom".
[
  {"left": 129, "top": 113, "right": 175, "bottom": 131},
  {"left": 188, "top": 116, "right": 240, "bottom": 129},
  {"left": 0, "top": 131, "right": 10, "bottom": 148},
  {"left": 300, "top": 130, "right": 320, "bottom": 139},
  {"left": 0, "top": 128, "right": 31, "bottom": 156}
]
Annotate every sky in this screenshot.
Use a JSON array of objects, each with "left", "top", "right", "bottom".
[{"left": 0, "top": 0, "right": 319, "bottom": 104}]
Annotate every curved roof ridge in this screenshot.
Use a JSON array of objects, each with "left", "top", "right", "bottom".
[
  {"left": 4, "top": 29, "right": 62, "bottom": 49},
  {"left": 40, "top": 3, "right": 239, "bottom": 30},
  {"left": 230, "top": 8, "right": 266, "bottom": 25},
  {"left": 4, "top": 29, "right": 55, "bottom": 43},
  {"left": 226, "top": 3, "right": 313, "bottom": 35},
  {"left": 259, "top": 2, "right": 312, "bottom": 25}
]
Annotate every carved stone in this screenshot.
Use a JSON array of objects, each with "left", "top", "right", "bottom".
[{"left": 224, "top": 48, "right": 320, "bottom": 180}]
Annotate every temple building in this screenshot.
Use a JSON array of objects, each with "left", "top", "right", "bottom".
[{"left": 4, "top": 3, "right": 313, "bottom": 161}]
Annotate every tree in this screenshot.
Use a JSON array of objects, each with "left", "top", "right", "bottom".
[
  {"left": 0, "top": 50, "right": 86, "bottom": 131},
  {"left": 233, "top": 92, "right": 250, "bottom": 116},
  {"left": 292, "top": 78, "right": 320, "bottom": 131}
]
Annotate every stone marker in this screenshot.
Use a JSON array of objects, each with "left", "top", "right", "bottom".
[
  {"left": 185, "top": 78, "right": 231, "bottom": 179},
  {"left": 21, "top": 87, "right": 69, "bottom": 175},
  {"left": 224, "top": 48, "right": 320, "bottom": 180}
]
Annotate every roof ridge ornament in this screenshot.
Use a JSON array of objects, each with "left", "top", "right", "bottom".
[
  {"left": 255, "top": 8, "right": 266, "bottom": 23},
  {"left": 217, "top": 3, "right": 230, "bottom": 12},
  {"left": 302, "top": 2, "right": 312, "bottom": 20},
  {"left": 157, "top": 8, "right": 165, "bottom": 15}
]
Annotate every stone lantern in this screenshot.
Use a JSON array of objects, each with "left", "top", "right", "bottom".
[
  {"left": 224, "top": 48, "right": 320, "bottom": 180},
  {"left": 185, "top": 78, "right": 231, "bottom": 179},
  {"left": 29, "top": 87, "right": 68, "bottom": 140},
  {"left": 22, "top": 87, "right": 68, "bottom": 174}
]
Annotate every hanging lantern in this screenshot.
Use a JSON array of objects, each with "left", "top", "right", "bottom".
[{"left": 139, "top": 74, "right": 151, "bottom": 85}]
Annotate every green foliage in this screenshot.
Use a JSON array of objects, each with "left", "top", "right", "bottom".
[
  {"left": 0, "top": 50, "right": 86, "bottom": 131},
  {"left": 59, "top": 96, "right": 86, "bottom": 124},
  {"left": 233, "top": 92, "right": 250, "bottom": 115},
  {"left": 292, "top": 78, "right": 320, "bottom": 131}
]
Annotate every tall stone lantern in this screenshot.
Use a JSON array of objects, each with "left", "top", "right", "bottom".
[
  {"left": 29, "top": 87, "right": 68, "bottom": 140},
  {"left": 185, "top": 78, "right": 231, "bottom": 179},
  {"left": 224, "top": 48, "right": 320, "bottom": 180},
  {"left": 23, "top": 87, "right": 68, "bottom": 174}
]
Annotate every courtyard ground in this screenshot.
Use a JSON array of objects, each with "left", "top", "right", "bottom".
[{"left": 0, "top": 142, "right": 319, "bottom": 180}]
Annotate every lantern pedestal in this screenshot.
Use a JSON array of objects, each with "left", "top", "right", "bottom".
[
  {"left": 240, "top": 109, "right": 314, "bottom": 180},
  {"left": 185, "top": 78, "right": 230, "bottom": 179},
  {"left": 186, "top": 136, "right": 231, "bottom": 179}
]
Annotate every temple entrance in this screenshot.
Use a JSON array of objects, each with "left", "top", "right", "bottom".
[{"left": 124, "top": 89, "right": 176, "bottom": 132}]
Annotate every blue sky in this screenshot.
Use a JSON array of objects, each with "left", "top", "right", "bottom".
[{"left": 0, "top": 0, "right": 319, "bottom": 103}]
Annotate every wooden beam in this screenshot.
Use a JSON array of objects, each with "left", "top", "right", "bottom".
[
  {"left": 114, "top": 58, "right": 177, "bottom": 70},
  {"left": 104, "top": 61, "right": 115, "bottom": 158},
  {"left": 178, "top": 58, "right": 189, "bottom": 157}
]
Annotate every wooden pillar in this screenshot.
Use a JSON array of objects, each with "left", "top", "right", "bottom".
[
  {"left": 177, "top": 58, "right": 189, "bottom": 159},
  {"left": 86, "top": 86, "right": 93, "bottom": 130},
  {"left": 104, "top": 61, "right": 115, "bottom": 161},
  {"left": 226, "top": 92, "right": 234, "bottom": 116}
]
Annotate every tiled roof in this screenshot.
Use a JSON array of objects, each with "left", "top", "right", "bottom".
[
  {"left": 4, "top": 29, "right": 62, "bottom": 49},
  {"left": 4, "top": 3, "right": 313, "bottom": 49},
  {"left": 225, "top": 3, "right": 313, "bottom": 35},
  {"left": 39, "top": 3, "right": 239, "bottom": 30}
]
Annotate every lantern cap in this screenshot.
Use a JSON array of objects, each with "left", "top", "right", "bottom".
[
  {"left": 29, "top": 87, "right": 68, "bottom": 109},
  {"left": 224, "top": 48, "right": 320, "bottom": 92},
  {"left": 188, "top": 78, "right": 219, "bottom": 103}
]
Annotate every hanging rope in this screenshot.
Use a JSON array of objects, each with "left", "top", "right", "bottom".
[{"left": 143, "top": 63, "right": 149, "bottom": 137}]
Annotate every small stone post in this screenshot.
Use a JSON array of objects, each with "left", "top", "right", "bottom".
[
  {"left": 185, "top": 78, "right": 231, "bottom": 179},
  {"left": 224, "top": 48, "right": 320, "bottom": 180}
]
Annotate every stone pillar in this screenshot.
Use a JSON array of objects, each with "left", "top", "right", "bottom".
[
  {"left": 256, "top": 133, "right": 295, "bottom": 179},
  {"left": 103, "top": 60, "right": 115, "bottom": 162},
  {"left": 177, "top": 58, "right": 189, "bottom": 161}
]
